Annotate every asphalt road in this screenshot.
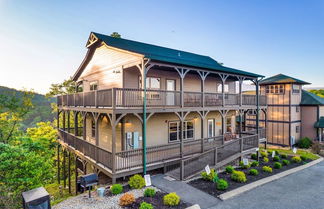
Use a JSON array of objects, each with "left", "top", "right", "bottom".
[{"left": 209, "top": 161, "right": 324, "bottom": 209}]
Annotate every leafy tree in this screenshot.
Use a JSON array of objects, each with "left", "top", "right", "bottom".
[
  {"left": 309, "top": 89, "right": 324, "bottom": 98},
  {"left": 46, "top": 78, "right": 76, "bottom": 98},
  {"left": 0, "top": 89, "right": 34, "bottom": 143},
  {"left": 27, "top": 121, "right": 57, "bottom": 144},
  {"left": 0, "top": 142, "right": 54, "bottom": 208},
  {"left": 110, "top": 32, "right": 121, "bottom": 38}
]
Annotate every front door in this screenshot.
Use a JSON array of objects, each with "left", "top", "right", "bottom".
[{"left": 166, "top": 80, "right": 175, "bottom": 106}]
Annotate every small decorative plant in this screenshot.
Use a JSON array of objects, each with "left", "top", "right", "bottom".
[
  {"left": 110, "top": 184, "right": 123, "bottom": 195},
  {"left": 128, "top": 174, "right": 145, "bottom": 189},
  {"left": 239, "top": 161, "right": 251, "bottom": 169},
  {"left": 249, "top": 169, "right": 259, "bottom": 176},
  {"left": 163, "top": 192, "right": 180, "bottom": 206},
  {"left": 225, "top": 165, "right": 234, "bottom": 174},
  {"left": 251, "top": 161, "right": 259, "bottom": 167},
  {"left": 230, "top": 171, "right": 247, "bottom": 183},
  {"left": 201, "top": 169, "right": 217, "bottom": 181},
  {"left": 216, "top": 179, "right": 228, "bottom": 191},
  {"left": 275, "top": 150, "right": 280, "bottom": 155},
  {"left": 139, "top": 202, "right": 154, "bottom": 209},
  {"left": 263, "top": 157, "right": 269, "bottom": 163},
  {"left": 273, "top": 156, "right": 280, "bottom": 162},
  {"left": 292, "top": 156, "right": 302, "bottom": 163},
  {"left": 251, "top": 153, "right": 257, "bottom": 160},
  {"left": 144, "top": 188, "right": 156, "bottom": 197},
  {"left": 300, "top": 155, "right": 308, "bottom": 161},
  {"left": 297, "top": 137, "right": 312, "bottom": 149},
  {"left": 261, "top": 151, "right": 268, "bottom": 157},
  {"left": 274, "top": 162, "right": 282, "bottom": 169},
  {"left": 262, "top": 166, "right": 273, "bottom": 173},
  {"left": 281, "top": 154, "right": 288, "bottom": 159},
  {"left": 282, "top": 159, "right": 290, "bottom": 166},
  {"left": 119, "top": 193, "right": 135, "bottom": 206}
]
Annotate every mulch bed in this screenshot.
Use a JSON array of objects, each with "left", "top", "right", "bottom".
[
  {"left": 127, "top": 191, "right": 190, "bottom": 209},
  {"left": 189, "top": 155, "right": 312, "bottom": 198}
]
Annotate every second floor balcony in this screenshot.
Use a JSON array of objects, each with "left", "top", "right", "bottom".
[{"left": 57, "top": 88, "right": 267, "bottom": 109}]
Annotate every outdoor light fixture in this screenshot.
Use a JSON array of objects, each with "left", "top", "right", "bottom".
[
  {"left": 22, "top": 187, "right": 51, "bottom": 209},
  {"left": 80, "top": 173, "right": 98, "bottom": 198}
]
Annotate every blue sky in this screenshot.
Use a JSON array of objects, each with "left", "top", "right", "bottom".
[{"left": 0, "top": 0, "right": 323, "bottom": 93}]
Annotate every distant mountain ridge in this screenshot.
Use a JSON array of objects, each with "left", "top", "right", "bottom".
[{"left": 0, "top": 86, "right": 55, "bottom": 129}]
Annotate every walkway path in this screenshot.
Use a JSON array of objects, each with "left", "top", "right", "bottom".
[{"left": 152, "top": 174, "right": 221, "bottom": 209}]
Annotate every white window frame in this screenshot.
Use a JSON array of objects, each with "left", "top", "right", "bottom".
[
  {"left": 207, "top": 119, "right": 215, "bottom": 138},
  {"left": 168, "top": 120, "right": 194, "bottom": 142},
  {"left": 90, "top": 81, "right": 98, "bottom": 91}
]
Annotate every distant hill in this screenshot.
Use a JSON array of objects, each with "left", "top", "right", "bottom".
[
  {"left": 308, "top": 89, "right": 324, "bottom": 98},
  {"left": 0, "top": 86, "right": 55, "bottom": 129}
]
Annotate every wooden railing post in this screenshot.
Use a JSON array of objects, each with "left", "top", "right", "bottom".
[
  {"left": 214, "top": 148, "right": 217, "bottom": 166},
  {"left": 112, "top": 88, "right": 116, "bottom": 109},
  {"left": 240, "top": 137, "right": 244, "bottom": 153},
  {"left": 180, "top": 160, "right": 184, "bottom": 180},
  {"left": 95, "top": 90, "right": 98, "bottom": 108}
]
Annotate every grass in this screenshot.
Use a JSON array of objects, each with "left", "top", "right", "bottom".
[
  {"left": 45, "top": 181, "right": 76, "bottom": 206},
  {"left": 262, "top": 147, "right": 319, "bottom": 160}
]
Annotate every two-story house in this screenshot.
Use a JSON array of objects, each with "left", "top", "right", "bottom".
[{"left": 57, "top": 32, "right": 266, "bottom": 187}]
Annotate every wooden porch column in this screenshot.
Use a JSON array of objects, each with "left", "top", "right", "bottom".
[
  {"left": 67, "top": 111, "right": 71, "bottom": 133},
  {"left": 63, "top": 149, "right": 66, "bottom": 188},
  {"left": 198, "top": 71, "right": 209, "bottom": 107},
  {"left": 57, "top": 111, "right": 60, "bottom": 130},
  {"left": 75, "top": 156, "right": 78, "bottom": 195},
  {"left": 219, "top": 74, "right": 228, "bottom": 107},
  {"left": 255, "top": 80, "right": 260, "bottom": 135},
  {"left": 221, "top": 115, "right": 225, "bottom": 144},
  {"left": 57, "top": 145, "right": 60, "bottom": 184},
  {"left": 94, "top": 114, "right": 100, "bottom": 161},
  {"left": 74, "top": 112, "right": 78, "bottom": 136},
  {"left": 111, "top": 113, "right": 117, "bottom": 184},
  {"left": 237, "top": 77, "right": 244, "bottom": 106},
  {"left": 174, "top": 68, "right": 189, "bottom": 108},
  {"left": 180, "top": 117, "right": 184, "bottom": 180},
  {"left": 201, "top": 117, "right": 204, "bottom": 153},
  {"left": 82, "top": 113, "right": 87, "bottom": 141},
  {"left": 63, "top": 111, "right": 66, "bottom": 131},
  {"left": 68, "top": 151, "right": 71, "bottom": 194},
  {"left": 239, "top": 113, "right": 242, "bottom": 138}
]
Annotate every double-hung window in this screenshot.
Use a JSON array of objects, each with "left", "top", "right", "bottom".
[
  {"left": 168, "top": 120, "right": 194, "bottom": 142},
  {"left": 90, "top": 81, "right": 98, "bottom": 91},
  {"left": 91, "top": 120, "right": 96, "bottom": 138}
]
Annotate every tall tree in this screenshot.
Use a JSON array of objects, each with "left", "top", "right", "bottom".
[
  {"left": 46, "top": 78, "right": 76, "bottom": 98},
  {"left": 0, "top": 89, "right": 34, "bottom": 143},
  {"left": 110, "top": 32, "right": 121, "bottom": 38}
]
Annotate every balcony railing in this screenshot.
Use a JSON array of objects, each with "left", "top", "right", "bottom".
[
  {"left": 58, "top": 128, "right": 265, "bottom": 173},
  {"left": 57, "top": 88, "right": 267, "bottom": 108}
]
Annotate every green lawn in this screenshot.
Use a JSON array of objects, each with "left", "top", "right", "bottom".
[
  {"left": 261, "top": 147, "right": 320, "bottom": 160},
  {"left": 45, "top": 181, "right": 75, "bottom": 206}
]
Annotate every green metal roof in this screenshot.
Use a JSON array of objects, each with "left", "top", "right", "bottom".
[
  {"left": 259, "top": 74, "right": 311, "bottom": 85},
  {"left": 92, "top": 32, "right": 262, "bottom": 78},
  {"left": 314, "top": 117, "right": 324, "bottom": 128},
  {"left": 300, "top": 90, "right": 324, "bottom": 106}
]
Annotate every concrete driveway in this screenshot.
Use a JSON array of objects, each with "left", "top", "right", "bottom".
[{"left": 209, "top": 161, "right": 324, "bottom": 209}]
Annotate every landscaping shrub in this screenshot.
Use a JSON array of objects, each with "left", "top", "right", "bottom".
[
  {"left": 249, "top": 169, "right": 259, "bottom": 176},
  {"left": 275, "top": 150, "right": 280, "bottom": 155},
  {"left": 239, "top": 161, "right": 251, "bottom": 169},
  {"left": 230, "top": 171, "right": 247, "bottom": 183},
  {"left": 110, "top": 184, "right": 123, "bottom": 195},
  {"left": 273, "top": 155, "right": 280, "bottom": 162},
  {"left": 163, "top": 193, "right": 180, "bottom": 206},
  {"left": 300, "top": 155, "right": 308, "bottom": 161},
  {"left": 298, "top": 137, "right": 312, "bottom": 149},
  {"left": 281, "top": 154, "right": 288, "bottom": 159},
  {"left": 216, "top": 179, "right": 228, "bottom": 191},
  {"left": 274, "top": 162, "right": 282, "bottom": 169},
  {"left": 263, "top": 157, "right": 269, "bottom": 163},
  {"left": 251, "top": 161, "right": 259, "bottom": 167},
  {"left": 144, "top": 188, "right": 156, "bottom": 197},
  {"left": 201, "top": 169, "right": 217, "bottom": 181},
  {"left": 251, "top": 153, "right": 257, "bottom": 160},
  {"left": 282, "top": 159, "right": 290, "bottom": 166},
  {"left": 292, "top": 156, "right": 302, "bottom": 163},
  {"left": 128, "top": 174, "right": 145, "bottom": 189},
  {"left": 260, "top": 151, "right": 268, "bottom": 157},
  {"left": 225, "top": 165, "right": 234, "bottom": 174},
  {"left": 262, "top": 166, "right": 273, "bottom": 173},
  {"left": 311, "top": 141, "right": 321, "bottom": 154},
  {"left": 119, "top": 193, "right": 135, "bottom": 206},
  {"left": 139, "top": 202, "right": 154, "bottom": 209}
]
